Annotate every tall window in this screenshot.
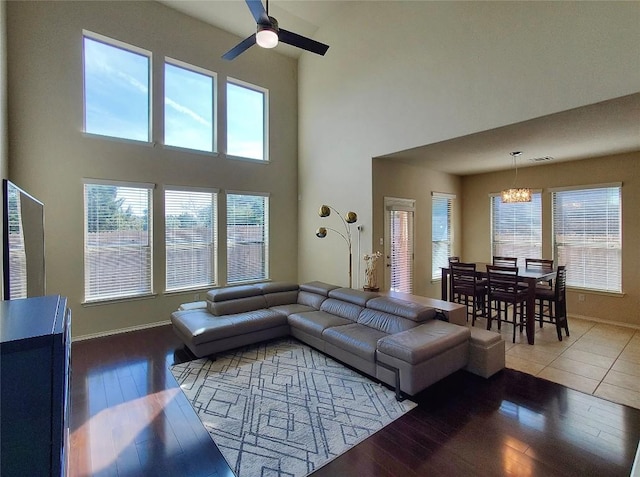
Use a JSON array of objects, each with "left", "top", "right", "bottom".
[
  {"left": 552, "top": 184, "right": 622, "bottom": 293},
  {"left": 432, "top": 192, "right": 455, "bottom": 279},
  {"left": 491, "top": 192, "right": 542, "bottom": 266},
  {"left": 83, "top": 31, "right": 151, "bottom": 142},
  {"left": 226, "top": 192, "right": 269, "bottom": 283},
  {"left": 226, "top": 79, "right": 268, "bottom": 161},
  {"left": 164, "top": 60, "right": 216, "bottom": 152},
  {"left": 165, "top": 187, "right": 217, "bottom": 291},
  {"left": 84, "top": 181, "right": 153, "bottom": 302},
  {"left": 385, "top": 197, "right": 415, "bottom": 293}
]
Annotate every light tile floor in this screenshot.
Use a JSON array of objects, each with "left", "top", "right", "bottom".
[{"left": 468, "top": 315, "right": 640, "bottom": 410}]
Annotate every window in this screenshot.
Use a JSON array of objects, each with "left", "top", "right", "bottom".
[
  {"left": 384, "top": 197, "right": 415, "bottom": 293},
  {"left": 226, "top": 192, "right": 269, "bottom": 283},
  {"left": 83, "top": 31, "right": 151, "bottom": 142},
  {"left": 432, "top": 192, "right": 455, "bottom": 279},
  {"left": 226, "top": 79, "right": 268, "bottom": 161},
  {"left": 491, "top": 192, "right": 542, "bottom": 266},
  {"left": 164, "top": 60, "right": 216, "bottom": 152},
  {"left": 84, "top": 181, "right": 153, "bottom": 302},
  {"left": 552, "top": 184, "right": 622, "bottom": 293},
  {"left": 165, "top": 187, "right": 217, "bottom": 291}
]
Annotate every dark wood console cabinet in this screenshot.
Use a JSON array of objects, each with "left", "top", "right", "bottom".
[{"left": 1, "top": 295, "right": 71, "bottom": 477}]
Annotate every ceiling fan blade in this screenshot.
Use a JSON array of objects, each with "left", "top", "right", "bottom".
[
  {"left": 222, "top": 34, "right": 256, "bottom": 60},
  {"left": 245, "top": 0, "right": 269, "bottom": 25},
  {"left": 278, "top": 29, "right": 329, "bottom": 56}
]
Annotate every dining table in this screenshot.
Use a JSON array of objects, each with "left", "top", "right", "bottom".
[{"left": 441, "top": 263, "right": 556, "bottom": 345}]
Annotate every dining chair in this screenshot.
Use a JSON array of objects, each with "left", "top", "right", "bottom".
[
  {"left": 493, "top": 256, "right": 518, "bottom": 267},
  {"left": 534, "top": 265, "right": 570, "bottom": 341},
  {"left": 485, "top": 265, "right": 528, "bottom": 343},
  {"left": 450, "top": 262, "right": 487, "bottom": 326},
  {"left": 525, "top": 258, "right": 555, "bottom": 327},
  {"left": 448, "top": 256, "right": 460, "bottom": 302}
]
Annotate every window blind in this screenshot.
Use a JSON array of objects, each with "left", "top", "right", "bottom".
[
  {"left": 226, "top": 192, "right": 269, "bottom": 283},
  {"left": 6, "top": 185, "right": 27, "bottom": 299},
  {"left": 165, "top": 188, "right": 217, "bottom": 291},
  {"left": 552, "top": 185, "right": 621, "bottom": 293},
  {"left": 389, "top": 208, "right": 414, "bottom": 293},
  {"left": 84, "top": 182, "right": 153, "bottom": 301},
  {"left": 432, "top": 194, "right": 453, "bottom": 279},
  {"left": 491, "top": 192, "right": 542, "bottom": 266}
]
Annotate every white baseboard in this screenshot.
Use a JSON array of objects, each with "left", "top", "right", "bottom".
[
  {"left": 632, "top": 440, "right": 640, "bottom": 477},
  {"left": 72, "top": 320, "right": 172, "bottom": 342},
  {"left": 568, "top": 313, "right": 640, "bottom": 331}
]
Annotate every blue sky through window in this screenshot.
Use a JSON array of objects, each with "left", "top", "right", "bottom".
[
  {"left": 227, "top": 83, "right": 265, "bottom": 160},
  {"left": 84, "top": 33, "right": 266, "bottom": 159},
  {"left": 164, "top": 63, "right": 214, "bottom": 152},
  {"left": 83, "top": 36, "right": 150, "bottom": 142}
]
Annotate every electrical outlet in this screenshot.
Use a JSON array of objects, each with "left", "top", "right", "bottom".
[
  {"left": 379, "top": 237, "right": 383, "bottom": 245},
  {"left": 578, "top": 294, "right": 585, "bottom": 302},
  {"left": 194, "top": 293, "right": 200, "bottom": 301}
]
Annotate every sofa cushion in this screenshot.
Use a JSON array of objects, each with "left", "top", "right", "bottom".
[
  {"left": 171, "top": 308, "right": 287, "bottom": 346},
  {"left": 366, "top": 296, "right": 436, "bottom": 322},
  {"left": 288, "top": 310, "right": 353, "bottom": 338},
  {"left": 377, "top": 321, "right": 470, "bottom": 364},
  {"left": 322, "top": 323, "right": 389, "bottom": 361},
  {"left": 297, "top": 290, "right": 326, "bottom": 309},
  {"left": 264, "top": 290, "right": 299, "bottom": 307},
  {"left": 207, "top": 295, "right": 268, "bottom": 316},
  {"left": 269, "top": 303, "right": 316, "bottom": 317},
  {"left": 357, "top": 308, "right": 417, "bottom": 334},
  {"left": 299, "top": 281, "right": 340, "bottom": 296},
  {"left": 320, "top": 298, "right": 362, "bottom": 321},
  {"left": 256, "top": 281, "right": 299, "bottom": 294},
  {"left": 206, "top": 284, "right": 261, "bottom": 302},
  {"left": 328, "top": 287, "right": 379, "bottom": 306}
]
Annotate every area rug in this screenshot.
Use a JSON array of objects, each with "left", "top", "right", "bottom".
[{"left": 170, "top": 338, "right": 416, "bottom": 477}]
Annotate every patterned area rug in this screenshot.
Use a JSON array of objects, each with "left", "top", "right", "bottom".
[{"left": 170, "top": 338, "right": 416, "bottom": 477}]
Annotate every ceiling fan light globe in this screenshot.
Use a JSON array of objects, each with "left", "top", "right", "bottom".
[{"left": 256, "top": 28, "right": 278, "bottom": 48}]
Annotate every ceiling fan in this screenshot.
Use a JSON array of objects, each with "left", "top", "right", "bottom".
[{"left": 222, "top": 0, "right": 330, "bottom": 60}]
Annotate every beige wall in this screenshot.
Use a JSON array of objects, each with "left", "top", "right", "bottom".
[
  {"left": 298, "top": 2, "right": 640, "bottom": 290},
  {"left": 372, "top": 158, "right": 461, "bottom": 298},
  {"left": 461, "top": 153, "right": 640, "bottom": 327},
  {"left": 6, "top": 1, "right": 299, "bottom": 337}
]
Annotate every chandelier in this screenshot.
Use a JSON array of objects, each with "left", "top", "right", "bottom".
[{"left": 501, "top": 151, "right": 532, "bottom": 203}]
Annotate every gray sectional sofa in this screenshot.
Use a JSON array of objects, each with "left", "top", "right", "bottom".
[{"left": 171, "top": 281, "right": 503, "bottom": 398}]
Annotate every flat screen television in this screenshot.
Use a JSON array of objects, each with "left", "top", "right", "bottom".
[{"left": 2, "top": 179, "right": 45, "bottom": 300}]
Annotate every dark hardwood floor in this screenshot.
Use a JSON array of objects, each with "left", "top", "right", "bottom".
[{"left": 69, "top": 325, "right": 640, "bottom": 477}]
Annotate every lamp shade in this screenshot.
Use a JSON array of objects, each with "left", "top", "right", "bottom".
[{"left": 256, "top": 28, "right": 278, "bottom": 48}]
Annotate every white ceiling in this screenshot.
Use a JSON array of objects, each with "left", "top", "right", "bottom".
[{"left": 159, "top": 1, "right": 640, "bottom": 175}]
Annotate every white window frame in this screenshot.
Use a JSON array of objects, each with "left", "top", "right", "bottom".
[
  {"left": 82, "top": 30, "right": 152, "bottom": 144},
  {"left": 550, "top": 183, "right": 622, "bottom": 294},
  {"left": 164, "top": 185, "right": 218, "bottom": 292},
  {"left": 431, "top": 192, "right": 455, "bottom": 280},
  {"left": 226, "top": 191, "right": 270, "bottom": 284},
  {"left": 490, "top": 191, "right": 542, "bottom": 266},
  {"left": 226, "top": 77, "right": 269, "bottom": 162},
  {"left": 163, "top": 57, "right": 217, "bottom": 154},
  {"left": 83, "top": 179, "right": 154, "bottom": 303}
]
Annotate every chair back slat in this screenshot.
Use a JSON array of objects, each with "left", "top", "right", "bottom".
[
  {"left": 486, "top": 265, "right": 519, "bottom": 295},
  {"left": 525, "top": 258, "right": 554, "bottom": 271},
  {"left": 450, "top": 262, "right": 477, "bottom": 291},
  {"left": 493, "top": 256, "right": 518, "bottom": 267}
]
